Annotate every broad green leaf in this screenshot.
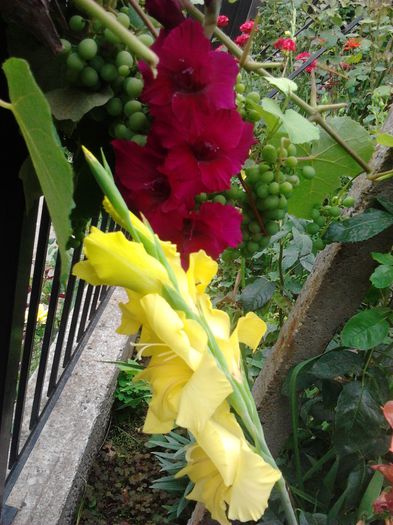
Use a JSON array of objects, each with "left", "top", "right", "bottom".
[
  {"left": 341, "top": 308, "right": 390, "bottom": 350},
  {"left": 370, "top": 265, "right": 393, "bottom": 288},
  {"left": 4, "top": 58, "right": 74, "bottom": 277},
  {"left": 288, "top": 116, "right": 374, "bottom": 218},
  {"left": 357, "top": 470, "right": 384, "bottom": 521},
  {"left": 239, "top": 277, "right": 275, "bottom": 312},
  {"left": 309, "top": 350, "right": 363, "bottom": 380},
  {"left": 333, "top": 382, "right": 389, "bottom": 457},
  {"left": 324, "top": 208, "right": 393, "bottom": 243},
  {"left": 45, "top": 86, "right": 113, "bottom": 122},
  {"left": 266, "top": 77, "right": 298, "bottom": 94},
  {"left": 377, "top": 196, "right": 393, "bottom": 215},
  {"left": 260, "top": 98, "right": 320, "bottom": 144},
  {"left": 376, "top": 132, "right": 393, "bottom": 147},
  {"left": 371, "top": 251, "right": 393, "bottom": 265}
]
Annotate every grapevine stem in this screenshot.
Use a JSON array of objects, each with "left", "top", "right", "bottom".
[
  {"left": 0, "top": 99, "right": 12, "bottom": 110},
  {"left": 183, "top": 1, "right": 373, "bottom": 175},
  {"left": 73, "top": 0, "right": 158, "bottom": 70},
  {"left": 237, "top": 174, "right": 268, "bottom": 235},
  {"left": 316, "top": 102, "right": 347, "bottom": 112},
  {"left": 203, "top": 0, "right": 222, "bottom": 39},
  {"left": 127, "top": 0, "right": 158, "bottom": 37}
]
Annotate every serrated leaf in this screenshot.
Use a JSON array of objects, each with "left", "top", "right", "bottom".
[
  {"left": 45, "top": 86, "right": 113, "bottom": 122},
  {"left": 239, "top": 277, "right": 275, "bottom": 312},
  {"left": 324, "top": 208, "right": 393, "bottom": 243},
  {"left": 341, "top": 308, "right": 390, "bottom": 350},
  {"left": 288, "top": 116, "right": 374, "bottom": 218},
  {"left": 4, "top": 58, "right": 74, "bottom": 278},
  {"left": 370, "top": 265, "right": 393, "bottom": 289},
  {"left": 376, "top": 132, "right": 393, "bottom": 147}
]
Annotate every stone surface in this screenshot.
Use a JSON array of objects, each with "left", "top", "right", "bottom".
[{"left": 7, "top": 288, "right": 131, "bottom": 525}]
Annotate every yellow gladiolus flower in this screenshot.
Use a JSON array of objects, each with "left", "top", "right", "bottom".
[
  {"left": 132, "top": 294, "right": 233, "bottom": 434},
  {"left": 73, "top": 227, "right": 170, "bottom": 295},
  {"left": 176, "top": 404, "right": 281, "bottom": 525}
]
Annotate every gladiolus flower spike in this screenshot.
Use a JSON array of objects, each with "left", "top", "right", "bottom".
[{"left": 73, "top": 148, "right": 298, "bottom": 525}]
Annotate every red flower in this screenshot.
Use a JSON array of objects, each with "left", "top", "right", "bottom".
[
  {"left": 295, "top": 51, "right": 317, "bottom": 73},
  {"left": 178, "top": 202, "right": 243, "bottom": 265},
  {"left": 217, "top": 15, "right": 229, "bottom": 28},
  {"left": 141, "top": 19, "right": 238, "bottom": 133},
  {"left": 374, "top": 487, "right": 393, "bottom": 515},
  {"left": 235, "top": 33, "right": 250, "bottom": 47},
  {"left": 240, "top": 20, "right": 255, "bottom": 34},
  {"left": 154, "top": 109, "right": 255, "bottom": 204},
  {"left": 145, "top": 0, "right": 184, "bottom": 29},
  {"left": 273, "top": 37, "right": 296, "bottom": 52},
  {"left": 343, "top": 38, "right": 361, "bottom": 51}
]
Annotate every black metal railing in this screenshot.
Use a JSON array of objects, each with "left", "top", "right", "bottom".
[{"left": 0, "top": 197, "right": 116, "bottom": 524}]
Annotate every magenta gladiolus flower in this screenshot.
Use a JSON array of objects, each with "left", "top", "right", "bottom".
[
  {"left": 154, "top": 109, "right": 255, "bottom": 204},
  {"left": 145, "top": 0, "right": 184, "bottom": 29},
  {"left": 235, "top": 33, "right": 250, "bottom": 47},
  {"left": 240, "top": 20, "right": 255, "bottom": 34},
  {"left": 295, "top": 51, "right": 317, "bottom": 73},
  {"left": 141, "top": 19, "right": 238, "bottom": 133}
]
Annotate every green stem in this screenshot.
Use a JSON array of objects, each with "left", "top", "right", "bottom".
[
  {"left": 203, "top": 0, "right": 221, "bottom": 39},
  {"left": 316, "top": 103, "right": 347, "bottom": 112},
  {"left": 0, "top": 99, "right": 12, "bottom": 110},
  {"left": 73, "top": 0, "right": 158, "bottom": 69}
]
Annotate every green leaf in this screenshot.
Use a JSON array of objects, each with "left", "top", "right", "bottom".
[
  {"left": 324, "top": 208, "right": 393, "bottom": 243},
  {"left": 288, "top": 116, "right": 374, "bottom": 218},
  {"left": 377, "top": 196, "right": 393, "bottom": 215},
  {"left": 239, "top": 277, "right": 275, "bottom": 312},
  {"left": 266, "top": 77, "right": 298, "bottom": 94},
  {"left": 3, "top": 58, "right": 74, "bottom": 278},
  {"left": 260, "top": 98, "right": 320, "bottom": 144},
  {"left": 371, "top": 251, "right": 393, "bottom": 265},
  {"left": 376, "top": 132, "right": 393, "bottom": 147},
  {"left": 45, "top": 86, "right": 113, "bottom": 122},
  {"left": 370, "top": 265, "right": 393, "bottom": 289},
  {"left": 334, "top": 382, "right": 389, "bottom": 458},
  {"left": 309, "top": 350, "right": 363, "bottom": 380},
  {"left": 357, "top": 470, "right": 384, "bottom": 521},
  {"left": 341, "top": 308, "right": 390, "bottom": 350}
]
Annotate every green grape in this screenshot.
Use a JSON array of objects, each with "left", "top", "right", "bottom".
[
  {"left": 66, "top": 52, "right": 85, "bottom": 72},
  {"left": 114, "top": 122, "right": 132, "bottom": 139},
  {"left": 261, "top": 144, "right": 277, "bottom": 164},
  {"left": 310, "top": 207, "right": 320, "bottom": 220},
  {"left": 279, "top": 147, "right": 288, "bottom": 159},
  {"left": 118, "top": 65, "right": 130, "bottom": 77},
  {"left": 100, "top": 63, "right": 118, "bottom": 82},
  {"left": 89, "top": 55, "right": 105, "bottom": 71},
  {"left": 265, "top": 221, "right": 279, "bottom": 236},
  {"left": 69, "top": 15, "right": 86, "bottom": 32},
  {"left": 264, "top": 209, "right": 286, "bottom": 220},
  {"left": 106, "top": 97, "right": 123, "bottom": 116},
  {"left": 80, "top": 66, "right": 99, "bottom": 88},
  {"left": 60, "top": 39, "right": 72, "bottom": 55},
  {"left": 258, "top": 237, "right": 270, "bottom": 250},
  {"left": 268, "top": 182, "right": 280, "bottom": 195},
  {"left": 131, "top": 134, "right": 147, "bottom": 146},
  {"left": 196, "top": 192, "right": 208, "bottom": 203},
  {"left": 249, "top": 221, "right": 261, "bottom": 233},
  {"left": 256, "top": 184, "right": 269, "bottom": 199},
  {"left": 287, "top": 175, "right": 300, "bottom": 186},
  {"left": 260, "top": 170, "right": 274, "bottom": 183},
  {"left": 124, "top": 100, "right": 142, "bottom": 116},
  {"left": 247, "top": 241, "right": 259, "bottom": 253},
  {"left": 302, "top": 166, "right": 316, "bottom": 179},
  {"left": 245, "top": 166, "right": 259, "bottom": 184},
  {"left": 281, "top": 137, "right": 291, "bottom": 148},
  {"left": 247, "top": 110, "right": 261, "bottom": 123},
  {"left": 277, "top": 195, "right": 288, "bottom": 209},
  {"left": 313, "top": 238, "right": 325, "bottom": 251},
  {"left": 277, "top": 172, "right": 286, "bottom": 183},
  {"left": 261, "top": 195, "right": 279, "bottom": 210},
  {"left": 315, "top": 216, "right": 326, "bottom": 227},
  {"left": 287, "top": 144, "right": 297, "bottom": 156},
  {"left": 279, "top": 181, "right": 293, "bottom": 197},
  {"left": 342, "top": 196, "right": 355, "bottom": 207},
  {"left": 117, "top": 12, "right": 130, "bottom": 28},
  {"left": 128, "top": 111, "right": 149, "bottom": 132},
  {"left": 104, "top": 28, "right": 120, "bottom": 44},
  {"left": 213, "top": 194, "right": 226, "bottom": 205},
  {"left": 124, "top": 77, "right": 144, "bottom": 97},
  {"left": 329, "top": 206, "right": 341, "bottom": 217},
  {"left": 246, "top": 91, "right": 260, "bottom": 104},
  {"left": 258, "top": 163, "right": 270, "bottom": 174},
  {"left": 306, "top": 223, "right": 320, "bottom": 235},
  {"left": 120, "top": 6, "right": 130, "bottom": 14},
  {"left": 116, "top": 50, "right": 134, "bottom": 68},
  {"left": 285, "top": 156, "right": 298, "bottom": 168},
  {"left": 139, "top": 33, "right": 155, "bottom": 47},
  {"left": 236, "top": 83, "right": 246, "bottom": 94},
  {"left": 78, "top": 38, "right": 98, "bottom": 60}
]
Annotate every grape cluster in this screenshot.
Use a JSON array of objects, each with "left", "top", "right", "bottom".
[{"left": 61, "top": 7, "right": 153, "bottom": 144}]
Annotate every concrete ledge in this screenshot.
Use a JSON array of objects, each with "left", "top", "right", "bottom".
[{"left": 7, "top": 288, "right": 131, "bottom": 525}]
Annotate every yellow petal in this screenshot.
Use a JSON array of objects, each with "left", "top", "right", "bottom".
[
  {"left": 236, "top": 312, "right": 267, "bottom": 351},
  {"left": 117, "top": 290, "right": 144, "bottom": 335},
  {"left": 228, "top": 440, "right": 281, "bottom": 522},
  {"left": 140, "top": 294, "right": 202, "bottom": 370},
  {"left": 73, "top": 227, "right": 169, "bottom": 294},
  {"left": 176, "top": 353, "right": 232, "bottom": 434},
  {"left": 198, "top": 294, "right": 230, "bottom": 340},
  {"left": 187, "top": 251, "right": 218, "bottom": 296}
]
